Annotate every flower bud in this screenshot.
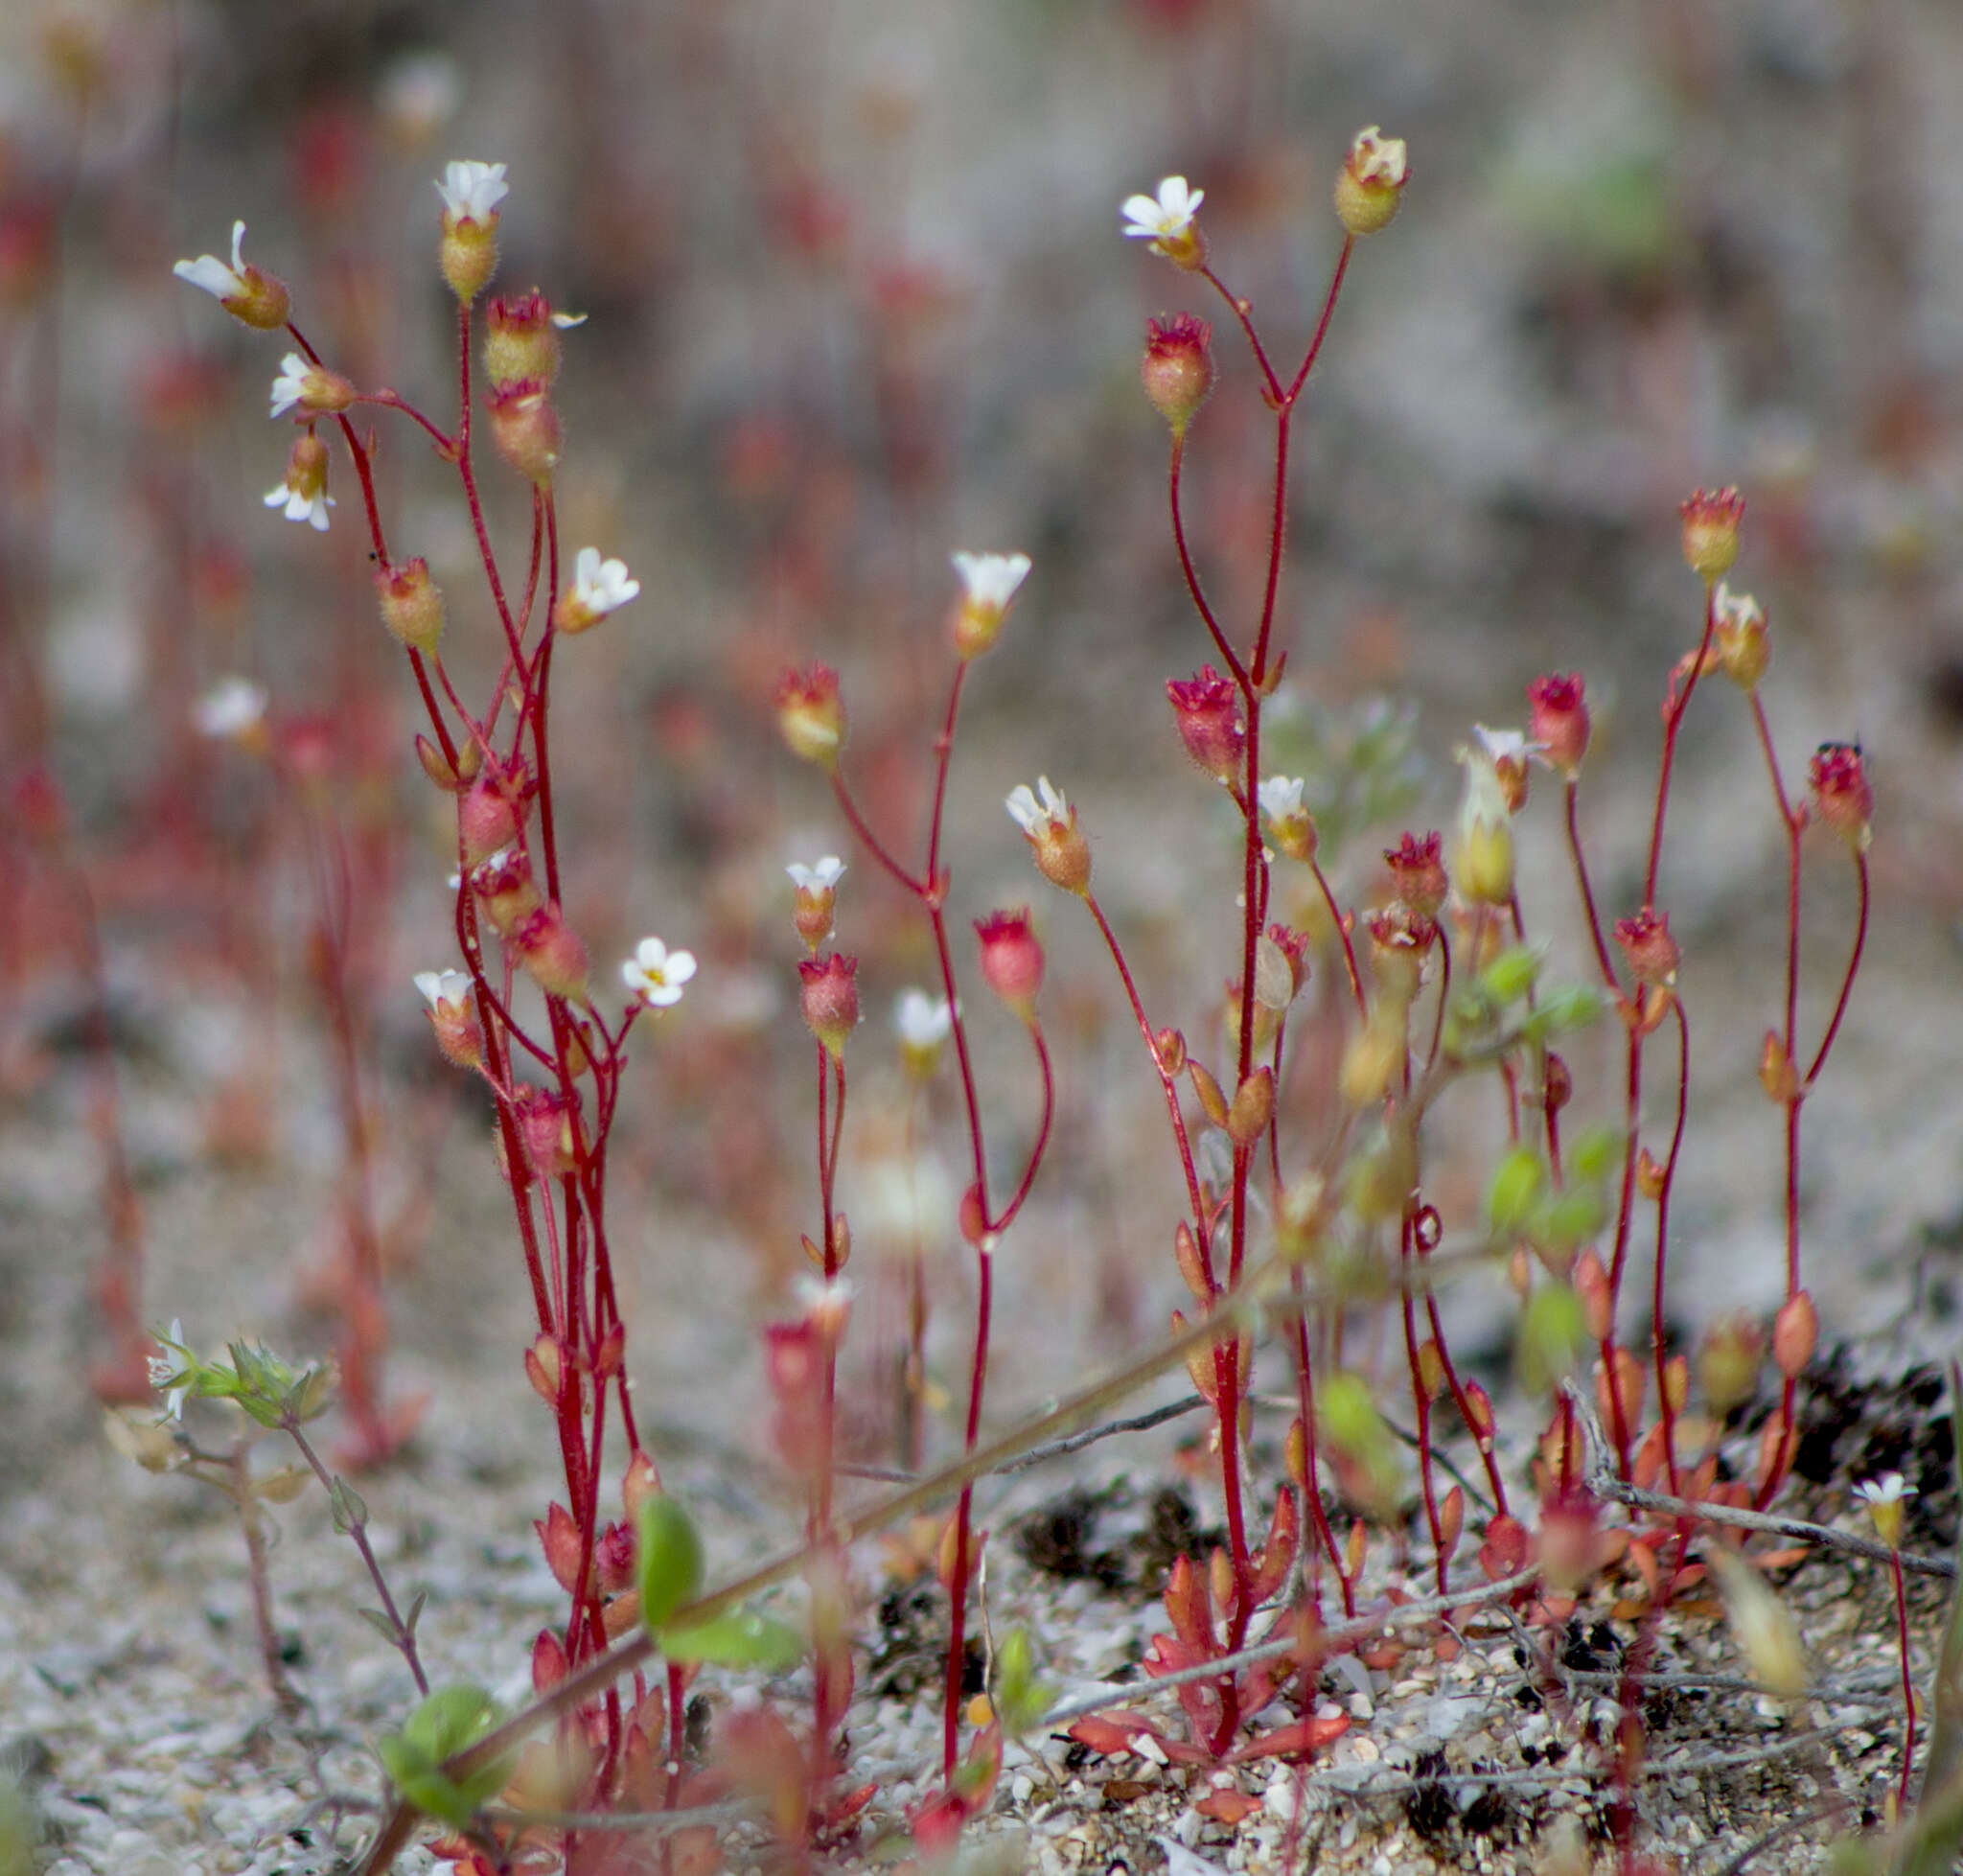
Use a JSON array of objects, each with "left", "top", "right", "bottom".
[
  {"left": 621, "top": 1448, "right": 660, "bottom": 1517},
  {"left": 1613, "top": 906, "right": 1679, "bottom": 988},
  {"left": 1772, "top": 1289, "right": 1816, "bottom": 1379},
  {"left": 1697, "top": 1314, "right": 1764, "bottom": 1418},
  {"left": 1712, "top": 582, "right": 1770, "bottom": 690},
  {"left": 460, "top": 773, "right": 524, "bottom": 865},
  {"left": 1333, "top": 127, "right": 1408, "bottom": 237},
  {"left": 416, "top": 732, "right": 480, "bottom": 793},
  {"left": 1140, "top": 313, "right": 1214, "bottom": 437},
  {"left": 470, "top": 844, "right": 542, "bottom": 936},
  {"left": 798, "top": 953, "right": 860, "bottom": 1057},
  {"left": 485, "top": 290, "right": 562, "bottom": 392},
  {"left": 1384, "top": 831, "right": 1447, "bottom": 916},
  {"left": 1258, "top": 776, "right": 1316, "bottom": 863},
  {"left": 975, "top": 909, "right": 1044, "bottom": 1020},
  {"left": 1366, "top": 906, "right": 1432, "bottom": 1008},
  {"left": 269, "top": 353, "right": 356, "bottom": 420},
  {"left": 524, "top": 1332, "right": 563, "bottom": 1404},
  {"left": 1166, "top": 665, "right": 1244, "bottom": 785},
  {"left": 1527, "top": 673, "right": 1590, "bottom": 776},
  {"left": 1680, "top": 486, "right": 1745, "bottom": 583},
  {"left": 1453, "top": 815, "right": 1513, "bottom": 908},
  {"left": 375, "top": 557, "right": 446, "bottom": 655},
  {"left": 894, "top": 988, "right": 953, "bottom": 1077},
  {"left": 486, "top": 379, "right": 561, "bottom": 485},
  {"left": 1225, "top": 1066, "right": 1275, "bottom": 1147},
  {"left": 1808, "top": 742, "right": 1873, "bottom": 852},
  {"left": 513, "top": 903, "right": 590, "bottom": 1003},
  {"left": 1708, "top": 1549, "right": 1808, "bottom": 1700},
  {"left": 514, "top": 1085, "right": 580, "bottom": 1179},
  {"left": 775, "top": 663, "right": 845, "bottom": 769}
]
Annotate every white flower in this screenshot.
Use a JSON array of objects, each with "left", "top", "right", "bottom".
[
  {"left": 1005, "top": 776, "right": 1069, "bottom": 836},
  {"left": 173, "top": 220, "right": 249, "bottom": 301},
  {"left": 148, "top": 1319, "right": 193, "bottom": 1421},
  {"left": 621, "top": 936, "right": 697, "bottom": 1007},
  {"left": 194, "top": 677, "right": 268, "bottom": 739},
  {"left": 794, "top": 1273, "right": 856, "bottom": 1335},
  {"left": 1854, "top": 1472, "right": 1912, "bottom": 1512},
  {"left": 568, "top": 546, "right": 639, "bottom": 617},
  {"left": 894, "top": 988, "right": 953, "bottom": 1050},
  {"left": 435, "top": 159, "right": 509, "bottom": 223},
  {"left": 1349, "top": 127, "right": 1408, "bottom": 188},
  {"left": 1120, "top": 175, "right": 1204, "bottom": 247},
  {"left": 268, "top": 353, "right": 312, "bottom": 419},
  {"left": 1714, "top": 581, "right": 1765, "bottom": 634},
  {"left": 264, "top": 473, "right": 334, "bottom": 532},
  {"left": 786, "top": 856, "right": 845, "bottom": 892},
  {"left": 1471, "top": 725, "right": 1539, "bottom": 767},
  {"left": 1258, "top": 776, "right": 1305, "bottom": 822},
  {"left": 951, "top": 551, "right": 1031, "bottom": 616},
  {"left": 413, "top": 969, "right": 472, "bottom": 1014}
]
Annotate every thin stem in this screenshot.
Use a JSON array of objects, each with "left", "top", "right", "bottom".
[
  {"left": 1563, "top": 778, "right": 1619, "bottom": 990},
  {"left": 1644, "top": 586, "right": 1721, "bottom": 906},
  {"left": 1804, "top": 851, "right": 1868, "bottom": 1088},
  {"left": 1308, "top": 857, "right": 1365, "bottom": 1015},
  {"left": 1892, "top": 1547, "right": 1916, "bottom": 1810},
  {"left": 829, "top": 770, "right": 926, "bottom": 897},
  {"left": 941, "top": 1246, "right": 994, "bottom": 1781},
  {"left": 1167, "top": 434, "right": 1247, "bottom": 685},
  {"left": 1651, "top": 999, "right": 1692, "bottom": 1496}
]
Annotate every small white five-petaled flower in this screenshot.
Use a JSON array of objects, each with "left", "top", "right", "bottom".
[
  {"left": 786, "top": 856, "right": 845, "bottom": 892},
  {"left": 895, "top": 988, "right": 954, "bottom": 1049},
  {"left": 148, "top": 1319, "right": 193, "bottom": 1421},
  {"left": 194, "top": 677, "right": 268, "bottom": 740},
  {"left": 1258, "top": 776, "right": 1305, "bottom": 822},
  {"left": 951, "top": 551, "right": 1031, "bottom": 616},
  {"left": 435, "top": 160, "right": 509, "bottom": 224},
  {"left": 1855, "top": 1472, "right": 1914, "bottom": 1547},
  {"left": 1005, "top": 776, "right": 1069, "bottom": 837},
  {"left": 413, "top": 969, "right": 473, "bottom": 1015},
  {"left": 265, "top": 472, "right": 334, "bottom": 531},
  {"left": 622, "top": 937, "right": 697, "bottom": 1007},
  {"left": 1120, "top": 175, "right": 1204, "bottom": 249},
  {"left": 173, "top": 220, "right": 252, "bottom": 301},
  {"left": 555, "top": 546, "right": 639, "bottom": 634},
  {"left": 268, "top": 354, "right": 314, "bottom": 420}
]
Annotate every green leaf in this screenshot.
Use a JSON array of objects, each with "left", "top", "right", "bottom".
[
  {"left": 658, "top": 1609, "right": 802, "bottom": 1672},
  {"left": 378, "top": 1684, "right": 507, "bottom": 1829},
  {"left": 1521, "top": 984, "right": 1607, "bottom": 1042},
  {"left": 993, "top": 1628, "right": 1051, "bottom": 1737},
  {"left": 1517, "top": 1284, "right": 1588, "bottom": 1396},
  {"left": 328, "top": 1476, "right": 367, "bottom": 1535},
  {"left": 402, "top": 1683, "right": 501, "bottom": 1761},
  {"left": 1487, "top": 1147, "right": 1544, "bottom": 1235},
  {"left": 635, "top": 1494, "right": 705, "bottom": 1632},
  {"left": 1478, "top": 943, "right": 1543, "bottom": 1006},
  {"left": 1565, "top": 1123, "right": 1622, "bottom": 1183},
  {"left": 356, "top": 1606, "right": 399, "bottom": 1645},
  {"left": 1534, "top": 1187, "right": 1608, "bottom": 1256}
]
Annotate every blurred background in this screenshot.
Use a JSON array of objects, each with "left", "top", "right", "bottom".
[{"left": 3, "top": 0, "right": 1963, "bottom": 1681}]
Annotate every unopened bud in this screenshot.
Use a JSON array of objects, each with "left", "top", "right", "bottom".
[
  {"left": 513, "top": 903, "right": 590, "bottom": 1003},
  {"left": 486, "top": 380, "right": 561, "bottom": 485},
  {"left": 1698, "top": 1314, "right": 1764, "bottom": 1418},
  {"left": 1713, "top": 582, "right": 1770, "bottom": 689},
  {"left": 1613, "top": 906, "right": 1679, "bottom": 987},
  {"left": 1166, "top": 665, "right": 1244, "bottom": 786},
  {"left": 1225, "top": 1066, "right": 1275, "bottom": 1147},
  {"left": 798, "top": 953, "right": 860, "bottom": 1057},
  {"left": 1527, "top": 673, "right": 1590, "bottom": 776},
  {"left": 1808, "top": 742, "right": 1873, "bottom": 852},
  {"left": 524, "top": 1332, "right": 563, "bottom": 1404},
  {"left": 376, "top": 557, "right": 447, "bottom": 656},
  {"left": 975, "top": 909, "right": 1043, "bottom": 1020},
  {"left": 1772, "top": 1290, "right": 1816, "bottom": 1379},
  {"left": 1680, "top": 487, "right": 1745, "bottom": 583},
  {"left": 460, "top": 776, "right": 522, "bottom": 865},
  {"left": 485, "top": 290, "right": 562, "bottom": 391},
  {"left": 1758, "top": 1031, "right": 1798, "bottom": 1104},
  {"left": 470, "top": 844, "right": 542, "bottom": 936},
  {"left": 1140, "top": 313, "right": 1215, "bottom": 437},
  {"left": 775, "top": 664, "right": 845, "bottom": 769}
]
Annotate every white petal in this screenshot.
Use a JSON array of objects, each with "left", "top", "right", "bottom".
[{"left": 173, "top": 254, "right": 242, "bottom": 299}]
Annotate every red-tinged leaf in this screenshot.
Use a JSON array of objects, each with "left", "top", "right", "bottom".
[
  {"left": 1249, "top": 1491, "right": 1300, "bottom": 1605},
  {"left": 531, "top": 1627, "right": 568, "bottom": 1693},
  {"left": 1478, "top": 1511, "right": 1529, "bottom": 1581},
  {"left": 1066, "top": 1715, "right": 1150, "bottom": 1755},
  {"left": 1143, "top": 1633, "right": 1211, "bottom": 1678},
  {"left": 1195, "top": 1788, "right": 1262, "bottom": 1825},
  {"left": 1164, "top": 1553, "right": 1213, "bottom": 1651},
  {"left": 912, "top": 1792, "right": 968, "bottom": 1856},
  {"left": 536, "top": 1501, "right": 584, "bottom": 1594},
  {"left": 1226, "top": 1713, "right": 1350, "bottom": 1764}
]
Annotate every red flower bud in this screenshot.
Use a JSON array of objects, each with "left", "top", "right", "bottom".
[
  {"left": 1680, "top": 486, "right": 1745, "bottom": 582},
  {"left": 1166, "top": 664, "right": 1244, "bottom": 785},
  {"left": 485, "top": 378, "right": 561, "bottom": 486},
  {"left": 797, "top": 952, "right": 860, "bottom": 1057},
  {"left": 1808, "top": 742, "right": 1873, "bottom": 851},
  {"left": 1384, "top": 831, "right": 1447, "bottom": 916},
  {"left": 1527, "top": 672, "right": 1590, "bottom": 776},
  {"left": 1140, "top": 313, "right": 1214, "bottom": 436},
  {"left": 1613, "top": 905, "right": 1680, "bottom": 988},
  {"left": 975, "top": 908, "right": 1044, "bottom": 1018}
]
